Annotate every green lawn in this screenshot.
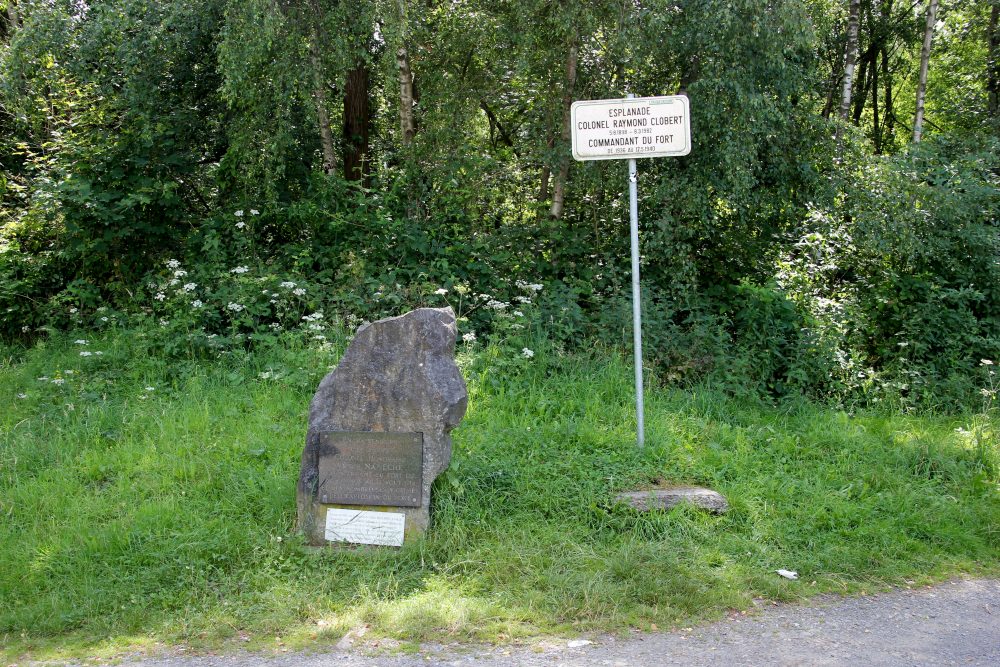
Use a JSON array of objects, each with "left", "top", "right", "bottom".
[{"left": 1, "top": 330, "right": 998, "bottom": 661}]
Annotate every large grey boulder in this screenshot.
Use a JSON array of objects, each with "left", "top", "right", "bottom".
[{"left": 297, "top": 307, "right": 467, "bottom": 545}]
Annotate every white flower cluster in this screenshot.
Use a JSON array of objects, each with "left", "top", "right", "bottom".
[
  {"left": 280, "top": 281, "right": 296, "bottom": 289},
  {"left": 516, "top": 280, "right": 544, "bottom": 292},
  {"left": 226, "top": 302, "right": 245, "bottom": 312},
  {"left": 462, "top": 332, "right": 476, "bottom": 343},
  {"left": 230, "top": 266, "right": 249, "bottom": 274},
  {"left": 434, "top": 288, "right": 449, "bottom": 295},
  {"left": 522, "top": 348, "right": 534, "bottom": 358}
]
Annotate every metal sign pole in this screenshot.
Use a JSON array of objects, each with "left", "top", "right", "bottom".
[
  {"left": 570, "top": 92, "right": 690, "bottom": 450},
  {"left": 627, "top": 93, "right": 645, "bottom": 449}
]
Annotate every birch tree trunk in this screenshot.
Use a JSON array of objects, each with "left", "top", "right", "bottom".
[
  {"left": 396, "top": 0, "right": 416, "bottom": 146},
  {"left": 988, "top": 1, "right": 999, "bottom": 117},
  {"left": 549, "top": 37, "right": 578, "bottom": 220},
  {"left": 310, "top": 42, "right": 337, "bottom": 174},
  {"left": 836, "top": 0, "right": 861, "bottom": 154},
  {"left": 912, "top": 0, "right": 938, "bottom": 143},
  {"left": 397, "top": 46, "right": 416, "bottom": 145}
]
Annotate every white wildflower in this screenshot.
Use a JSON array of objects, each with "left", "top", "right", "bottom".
[
  {"left": 100, "top": 316, "right": 109, "bottom": 322},
  {"left": 230, "top": 266, "right": 249, "bottom": 274},
  {"left": 168, "top": 278, "right": 180, "bottom": 287},
  {"left": 434, "top": 288, "right": 449, "bottom": 295},
  {"left": 52, "top": 378, "right": 66, "bottom": 385},
  {"left": 226, "top": 302, "right": 245, "bottom": 312},
  {"left": 235, "top": 221, "right": 246, "bottom": 230},
  {"left": 250, "top": 209, "right": 260, "bottom": 216},
  {"left": 191, "top": 300, "right": 204, "bottom": 308},
  {"left": 69, "top": 307, "right": 78, "bottom": 314},
  {"left": 515, "top": 296, "right": 532, "bottom": 304},
  {"left": 522, "top": 348, "right": 535, "bottom": 358},
  {"left": 38, "top": 377, "right": 50, "bottom": 382},
  {"left": 280, "top": 281, "right": 296, "bottom": 289},
  {"left": 292, "top": 288, "right": 306, "bottom": 296},
  {"left": 79, "top": 351, "right": 92, "bottom": 357},
  {"left": 234, "top": 210, "right": 244, "bottom": 217},
  {"left": 145, "top": 386, "right": 155, "bottom": 392},
  {"left": 462, "top": 332, "right": 476, "bottom": 343},
  {"left": 981, "top": 359, "right": 994, "bottom": 366},
  {"left": 259, "top": 371, "right": 273, "bottom": 380},
  {"left": 74, "top": 339, "right": 89, "bottom": 345},
  {"left": 528, "top": 283, "right": 543, "bottom": 292},
  {"left": 166, "top": 259, "right": 181, "bottom": 269},
  {"left": 17, "top": 393, "right": 27, "bottom": 399},
  {"left": 95, "top": 351, "right": 103, "bottom": 355},
  {"left": 173, "top": 269, "right": 188, "bottom": 278},
  {"left": 514, "top": 310, "right": 524, "bottom": 317}
]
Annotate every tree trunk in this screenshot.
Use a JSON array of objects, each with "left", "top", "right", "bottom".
[
  {"left": 396, "top": 46, "right": 416, "bottom": 145},
  {"left": 988, "top": 2, "right": 999, "bottom": 116},
  {"left": 913, "top": 0, "right": 938, "bottom": 143},
  {"left": 852, "top": 50, "right": 871, "bottom": 124},
  {"left": 310, "top": 43, "right": 337, "bottom": 175},
  {"left": 836, "top": 0, "right": 861, "bottom": 153},
  {"left": 538, "top": 135, "right": 553, "bottom": 204},
  {"left": 871, "top": 54, "right": 881, "bottom": 153},
  {"left": 881, "top": 44, "right": 895, "bottom": 146},
  {"left": 343, "top": 62, "right": 370, "bottom": 182},
  {"left": 549, "top": 36, "right": 578, "bottom": 220},
  {"left": 8, "top": 1, "right": 20, "bottom": 30}
]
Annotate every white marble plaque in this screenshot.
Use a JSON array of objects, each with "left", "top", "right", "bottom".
[{"left": 324, "top": 508, "right": 405, "bottom": 547}]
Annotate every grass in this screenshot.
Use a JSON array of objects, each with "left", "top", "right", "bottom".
[{"left": 1, "top": 328, "right": 998, "bottom": 662}]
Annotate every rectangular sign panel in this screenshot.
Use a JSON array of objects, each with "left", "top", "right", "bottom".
[
  {"left": 316, "top": 431, "right": 423, "bottom": 507},
  {"left": 571, "top": 95, "right": 691, "bottom": 161},
  {"left": 325, "top": 508, "right": 406, "bottom": 547}
]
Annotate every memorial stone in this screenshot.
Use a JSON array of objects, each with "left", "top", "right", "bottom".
[{"left": 297, "top": 307, "right": 467, "bottom": 546}]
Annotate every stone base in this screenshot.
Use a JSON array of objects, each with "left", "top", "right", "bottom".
[{"left": 614, "top": 486, "right": 729, "bottom": 514}]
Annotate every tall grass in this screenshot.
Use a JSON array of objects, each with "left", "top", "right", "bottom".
[{"left": 1, "top": 329, "right": 997, "bottom": 660}]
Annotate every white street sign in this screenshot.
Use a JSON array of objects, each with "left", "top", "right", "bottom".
[{"left": 571, "top": 95, "right": 691, "bottom": 161}]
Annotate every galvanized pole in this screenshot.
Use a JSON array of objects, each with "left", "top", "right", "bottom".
[{"left": 627, "top": 93, "right": 645, "bottom": 449}]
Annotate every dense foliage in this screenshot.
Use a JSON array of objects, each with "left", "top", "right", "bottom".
[{"left": 1, "top": 0, "right": 998, "bottom": 408}]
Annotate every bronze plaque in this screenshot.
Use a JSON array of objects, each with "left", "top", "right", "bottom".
[{"left": 316, "top": 432, "right": 423, "bottom": 507}]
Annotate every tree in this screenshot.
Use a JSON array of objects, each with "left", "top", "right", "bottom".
[
  {"left": 836, "top": 0, "right": 862, "bottom": 154},
  {"left": 913, "top": 0, "right": 939, "bottom": 142},
  {"left": 989, "top": 0, "right": 999, "bottom": 116}
]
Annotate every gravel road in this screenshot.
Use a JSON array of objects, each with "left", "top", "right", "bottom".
[{"left": 70, "top": 578, "right": 1000, "bottom": 667}]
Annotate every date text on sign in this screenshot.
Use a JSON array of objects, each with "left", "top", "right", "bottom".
[{"left": 571, "top": 95, "right": 690, "bottom": 161}]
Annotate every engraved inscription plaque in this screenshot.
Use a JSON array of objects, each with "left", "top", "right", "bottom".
[{"left": 317, "top": 432, "right": 423, "bottom": 507}]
